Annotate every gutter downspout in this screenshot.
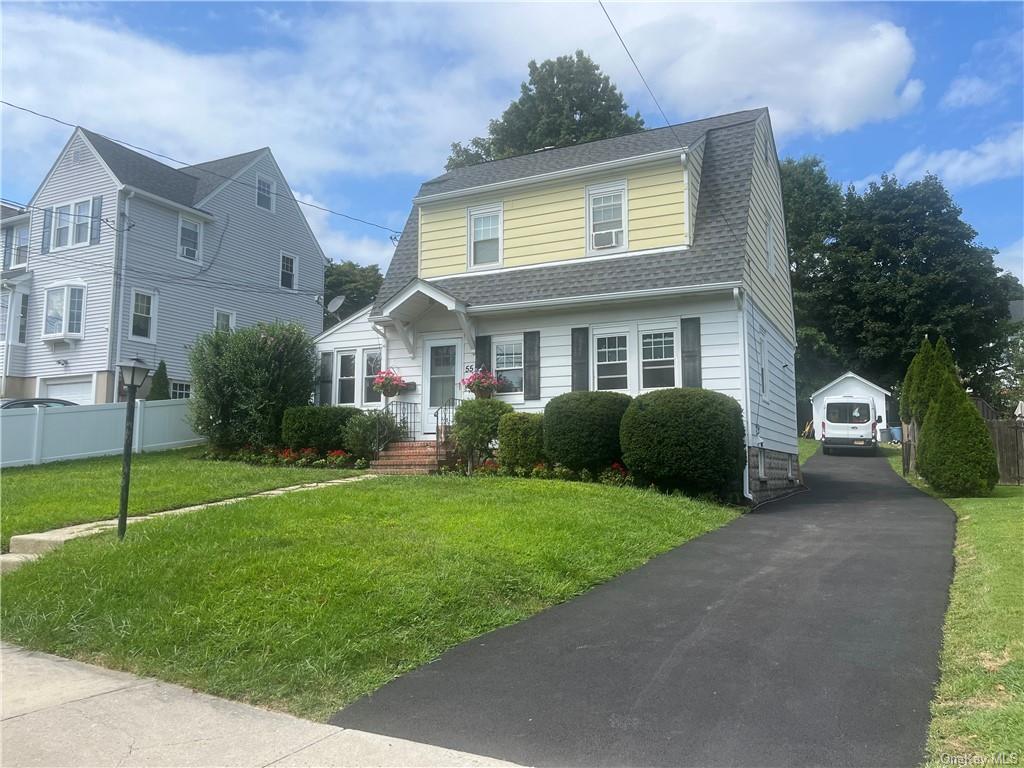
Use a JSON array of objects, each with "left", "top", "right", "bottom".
[
  {"left": 735, "top": 286, "right": 753, "bottom": 501},
  {"left": 113, "top": 190, "right": 132, "bottom": 401}
]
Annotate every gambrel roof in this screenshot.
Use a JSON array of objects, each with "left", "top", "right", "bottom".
[{"left": 373, "top": 108, "right": 766, "bottom": 315}]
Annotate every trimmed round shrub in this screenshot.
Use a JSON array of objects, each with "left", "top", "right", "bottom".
[
  {"left": 281, "top": 405, "right": 362, "bottom": 452},
  {"left": 344, "top": 411, "right": 403, "bottom": 460},
  {"left": 453, "top": 398, "right": 513, "bottom": 470},
  {"left": 917, "top": 372, "right": 998, "bottom": 496},
  {"left": 543, "top": 391, "right": 632, "bottom": 473},
  {"left": 498, "top": 412, "right": 545, "bottom": 470},
  {"left": 620, "top": 388, "right": 745, "bottom": 497}
]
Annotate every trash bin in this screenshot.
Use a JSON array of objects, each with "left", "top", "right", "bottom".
[{"left": 890, "top": 425, "right": 903, "bottom": 443}]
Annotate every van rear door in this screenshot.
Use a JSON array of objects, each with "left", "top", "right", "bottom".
[{"left": 825, "top": 400, "right": 873, "bottom": 442}]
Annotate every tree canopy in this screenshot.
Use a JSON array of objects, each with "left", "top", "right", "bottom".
[
  {"left": 781, "top": 159, "right": 1022, "bottom": 410},
  {"left": 323, "top": 260, "right": 383, "bottom": 328},
  {"left": 446, "top": 51, "right": 644, "bottom": 170}
]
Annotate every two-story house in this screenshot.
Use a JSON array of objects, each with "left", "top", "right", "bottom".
[
  {"left": 1, "top": 128, "right": 325, "bottom": 404},
  {"left": 316, "top": 108, "right": 799, "bottom": 502}
]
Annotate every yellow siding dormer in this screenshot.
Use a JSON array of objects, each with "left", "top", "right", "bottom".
[{"left": 418, "top": 157, "right": 687, "bottom": 279}]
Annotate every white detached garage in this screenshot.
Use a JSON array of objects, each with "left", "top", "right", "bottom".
[{"left": 810, "top": 372, "right": 891, "bottom": 440}]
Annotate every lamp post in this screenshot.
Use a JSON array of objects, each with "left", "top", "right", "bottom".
[{"left": 117, "top": 357, "right": 151, "bottom": 541}]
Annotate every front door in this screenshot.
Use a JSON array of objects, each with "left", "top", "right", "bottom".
[{"left": 423, "top": 339, "right": 460, "bottom": 433}]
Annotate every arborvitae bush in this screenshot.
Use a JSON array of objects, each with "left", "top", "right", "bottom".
[
  {"left": 497, "top": 412, "right": 545, "bottom": 470},
  {"left": 281, "top": 406, "right": 363, "bottom": 452},
  {"left": 189, "top": 322, "right": 316, "bottom": 450},
  {"left": 917, "top": 372, "right": 999, "bottom": 496},
  {"left": 543, "top": 391, "right": 632, "bottom": 472},
  {"left": 908, "top": 337, "right": 936, "bottom": 424},
  {"left": 147, "top": 360, "right": 171, "bottom": 401},
  {"left": 620, "top": 388, "right": 746, "bottom": 498}
]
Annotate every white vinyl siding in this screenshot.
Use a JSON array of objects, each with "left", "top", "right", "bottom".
[
  {"left": 745, "top": 298, "right": 798, "bottom": 454},
  {"left": 467, "top": 204, "right": 502, "bottom": 268}
]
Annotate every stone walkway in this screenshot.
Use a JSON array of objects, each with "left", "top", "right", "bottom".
[
  {"left": 1, "top": 474, "right": 377, "bottom": 573},
  {"left": 0, "top": 644, "right": 515, "bottom": 768}
]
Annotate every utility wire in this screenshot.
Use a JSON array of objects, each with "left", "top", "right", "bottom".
[{"left": 1, "top": 99, "right": 402, "bottom": 235}]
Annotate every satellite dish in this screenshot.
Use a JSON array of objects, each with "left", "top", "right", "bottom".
[{"left": 326, "top": 296, "right": 345, "bottom": 314}]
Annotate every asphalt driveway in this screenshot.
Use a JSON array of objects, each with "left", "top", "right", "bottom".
[{"left": 331, "top": 451, "right": 955, "bottom": 767}]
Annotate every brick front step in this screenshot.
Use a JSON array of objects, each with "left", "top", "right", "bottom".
[
  {"left": 370, "top": 467, "right": 434, "bottom": 475},
  {"left": 371, "top": 459, "right": 440, "bottom": 469}
]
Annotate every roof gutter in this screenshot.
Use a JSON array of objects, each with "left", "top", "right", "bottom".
[
  {"left": 466, "top": 281, "right": 742, "bottom": 315},
  {"left": 414, "top": 147, "right": 688, "bottom": 205},
  {"left": 123, "top": 185, "right": 215, "bottom": 221}
]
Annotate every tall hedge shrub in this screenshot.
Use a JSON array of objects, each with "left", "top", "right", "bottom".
[
  {"left": 498, "top": 412, "right": 545, "bottom": 470},
  {"left": 620, "top": 388, "right": 746, "bottom": 498},
  {"left": 453, "top": 399, "right": 513, "bottom": 470},
  {"left": 908, "top": 338, "right": 936, "bottom": 424},
  {"left": 189, "top": 322, "right": 317, "bottom": 450},
  {"left": 543, "top": 391, "right": 632, "bottom": 472},
  {"left": 917, "top": 372, "right": 998, "bottom": 496},
  {"left": 281, "top": 405, "right": 362, "bottom": 452}
]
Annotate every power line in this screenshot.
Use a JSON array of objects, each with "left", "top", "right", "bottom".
[{"left": 1, "top": 99, "right": 402, "bottom": 235}]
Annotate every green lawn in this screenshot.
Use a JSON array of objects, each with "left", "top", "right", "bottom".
[
  {"left": 798, "top": 437, "right": 820, "bottom": 465},
  {"left": 1, "top": 476, "right": 739, "bottom": 720},
  {"left": 884, "top": 447, "right": 1023, "bottom": 763},
  {"left": 0, "top": 447, "right": 362, "bottom": 551}
]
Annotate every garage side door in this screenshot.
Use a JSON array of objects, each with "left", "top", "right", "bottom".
[{"left": 43, "top": 376, "right": 94, "bottom": 405}]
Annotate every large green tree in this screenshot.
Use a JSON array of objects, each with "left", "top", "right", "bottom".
[
  {"left": 323, "top": 260, "right": 383, "bottom": 328},
  {"left": 446, "top": 51, "right": 644, "bottom": 170},
  {"left": 781, "top": 161, "right": 1022, "bottom": 405}
]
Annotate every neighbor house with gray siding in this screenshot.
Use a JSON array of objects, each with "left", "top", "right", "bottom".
[
  {"left": 1, "top": 128, "right": 325, "bottom": 404},
  {"left": 316, "top": 108, "right": 800, "bottom": 502}
]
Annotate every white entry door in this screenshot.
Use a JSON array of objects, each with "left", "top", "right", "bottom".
[{"left": 422, "top": 339, "right": 460, "bottom": 433}]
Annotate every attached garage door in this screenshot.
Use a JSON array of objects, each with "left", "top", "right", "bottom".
[{"left": 43, "top": 376, "right": 94, "bottom": 405}]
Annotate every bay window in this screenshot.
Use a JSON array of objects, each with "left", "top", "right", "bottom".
[{"left": 43, "top": 285, "right": 85, "bottom": 338}]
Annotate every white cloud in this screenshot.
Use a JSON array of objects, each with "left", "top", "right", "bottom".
[
  {"left": 293, "top": 192, "right": 397, "bottom": 268},
  {"left": 995, "top": 237, "right": 1024, "bottom": 281},
  {"left": 1, "top": 2, "right": 925, "bottom": 192},
  {"left": 940, "top": 76, "right": 1001, "bottom": 109},
  {"left": 889, "top": 125, "right": 1024, "bottom": 189}
]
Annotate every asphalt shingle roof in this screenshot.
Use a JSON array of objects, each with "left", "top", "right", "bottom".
[
  {"left": 373, "top": 109, "right": 763, "bottom": 315},
  {"left": 79, "top": 128, "right": 266, "bottom": 210},
  {"left": 1, "top": 204, "right": 27, "bottom": 220}
]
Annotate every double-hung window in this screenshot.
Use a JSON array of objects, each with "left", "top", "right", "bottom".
[
  {"left": 12, "top": 225, "right": 28, "bottom": 267},
  {"left": 363, "top": 349, "right": 382, "bottom": 404},
  {"left": 179, "top": 216, "right": 201, "bottom": 262},
  {"left": 494, "top": 340, "right": 524, "bottom": 393},
  {"left": 280, "top": 252, "right": 296, "bottom": 290},
  {"left": 587, "top": 181, "right": 627, "bottom": 254},
  {"left": 131, "top": 290, "right": 155, "bottom": 340},
  {"left": 43, "top": 285, "right": 85, "bottom": 338},
  {"left": 256, "top": 176, "right": 275, "bottom": 211},
  {"left": 336, "top": 351, "right": 356, "bottom": 404},
  {"left": 52, "top": 200, "right": 92, "bottom": 250},
  {"left": 641, "top": 331, "right": 676, "bottom": 389},
  {"left": 595, "top": 334, "right": 628, "bottom": 390},
  {"left": 214, "top": 309, "right": 235, "bottom": 332},
  {"left": 16, "top": 294, "right": 29, "bottom": 344},
  {"left": 468, "top": 204, "right": 502, "bottom": 268}
]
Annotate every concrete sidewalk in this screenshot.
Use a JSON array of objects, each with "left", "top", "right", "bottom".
[{"left": 0, "top": 644, "right": 517, "bottom": 768}]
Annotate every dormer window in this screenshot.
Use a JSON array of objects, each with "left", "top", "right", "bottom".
[
  {"left": 468, "top": 203, "right": 502, "bottom": 268},
  {"left": 257, "top": 176, "right": 275, "bottom": 211},
  {"left": 586, "top": 181, "right": 627, "bottom": 255}
]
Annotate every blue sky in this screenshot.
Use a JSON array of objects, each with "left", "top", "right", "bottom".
[{"left": 2, "top": 2, "right": 1021, "bottom": 278}]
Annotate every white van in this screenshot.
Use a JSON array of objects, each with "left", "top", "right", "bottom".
[{"left": 821, "top": 395, "right": 881, "bottom": 455}]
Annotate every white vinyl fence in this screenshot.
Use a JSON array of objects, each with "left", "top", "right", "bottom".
[{"left": 0, "top": 399, "right": 203, "bottom": 468}]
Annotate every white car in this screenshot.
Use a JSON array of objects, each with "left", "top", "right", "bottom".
[{"left": 820, "top": 395, "right": 881, "bottom": 455}]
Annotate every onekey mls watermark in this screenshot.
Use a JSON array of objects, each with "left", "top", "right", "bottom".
[{"left": 941, "top": 753, "right": 1019, "bottom": 766}]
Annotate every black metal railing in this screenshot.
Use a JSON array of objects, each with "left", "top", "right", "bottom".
[
  {"left": 373, "top": 400, "right": 419, "bottom": 459},
  {"left": 434, "top": 397, "right": 462, "bottom": 463}
]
